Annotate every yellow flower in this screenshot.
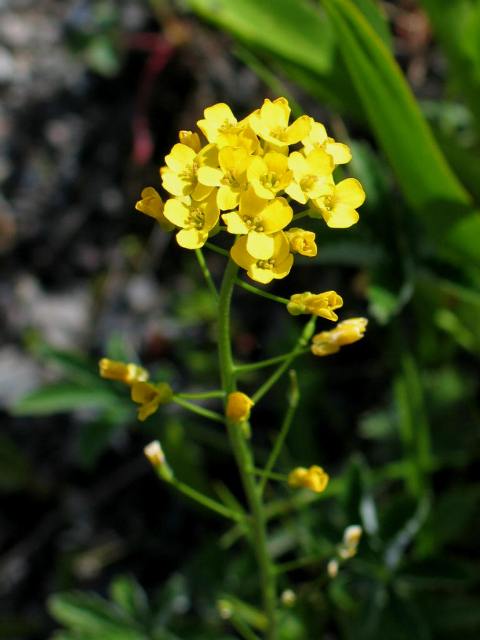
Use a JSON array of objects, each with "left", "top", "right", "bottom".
[
  {"left": 197, "top": 103, "right": 258, "bottom": 153},
  {"left": 99, "top": 358, "right": 149, "bottom": 385},
  {"left": 311, "top": 317, "right": 368, "bottom": 356},
  {"left": 288, "top": 465, "right": 329, "bottom": 493},
  {"left": 197, "top": 146, "right": 249, "bottom": 210},
  {"left": 226, "top": 391, "right": 254, "bottom": 422},
  {"left": 131, "top": 381, "right": 173, "bottom": 421},
  {"left": 249, "top": 97, "right": 312, "bottom": 148},
  {"left": 287, "top": 291, "right": 343, "bottom": 321},
  {"left": 231, "top": 231, "right": 293, "bottom": 284},
  {"left": 135, "top": 187, "right": 174, "bottom": 231},
  {"left": 222, "top": 188, "right": 292, "bottom": 259},
  {"left": 160, "top": 143, "right": 217, "bottom": 200},
  {"left": 302, "top": 121, "right": 352, "bottom": 165},
  {"left": 246, "top": 151, "right": 292, "bottom": 200},
  {"left": 285, "top": 148, "right": 334, "bottom": 204},
  {"left": 164, "top": 192, "right": 219, "bottom": 249},
  {"left": 311, "top": 178, "right": 365, "bottom": 228},
  {"left": 285, "top": 228, "right": 317, "bottom": 257},
  {"left": 178, "top": 130, "right": 201, "bottom": 152}
]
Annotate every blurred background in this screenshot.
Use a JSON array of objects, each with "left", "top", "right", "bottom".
[{"left": 1, "top": 1, "right": 479, "bottom": 638}]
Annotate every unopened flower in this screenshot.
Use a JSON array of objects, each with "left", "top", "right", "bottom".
[
  {"left": 288, "top": 465, "right": 329, "bottom": 493},
  {"left": 99, "top": 358, "right": 149, "bottom": 385},
  {"left": 144, "top": 440, "right": 173, "bottom": 481},
  {"left": 287, "top": 291, "right": 343, "bottom": 321},
  {"left": 135, "top": 187, "right": 174, "bottom": 231},
  {"left": 302, "top": 121, "right": 352, "bottom": 165},
  {"left": 178, "top": 130, "right": 201, "bottom": 152},
  {"left": 230, "top": 231, "right": 293, "bottom": 284},
  {"left": 285, "top": 228, "right": 317, "bottom": 257},
  {"left": 281, "top": 589, "right": 297, "bottom": 607},
  {"left": 343, "top": 524, "right": 362, "bottom": 548},
  {"left": 311, "top": 178, "right": 365, "bottom": 228},
  {"left": 226, "top": 391, "right": 254, "bottom": 422},
  {"left": 223, "top": 188, "right": 292, "bottom": 259},
  {"left": 163, "top": 192, "right": 219, "bottom": 249},
  {"left": 249, "top": 97, "right": 312, "bottom": 148},
  {"left": 311, "top": 317, "right": 367, "bottom": 356},
  {"left": 131, "top": 381, "right": 173, "bottom": 421},
  {"left": 327, "top": 559, "right": 339, "bottom": 578}
]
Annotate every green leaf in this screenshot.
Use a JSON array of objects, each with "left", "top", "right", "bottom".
[
  {"left": 12, "top": 383, "right": 118, "bottom": 416},
  {"left": 48, "top": 592, "right": 145, "bottom": 640},
  {"left": 321, "top": 0, "right": 480, "bottom": 264},
  {"left": 109, "top": 575, "right": 149, "bottom": 620}
]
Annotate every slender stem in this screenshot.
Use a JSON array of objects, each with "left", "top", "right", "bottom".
[
  {"left": 235, "top": 348, "right": 309, "bottom": 374},
  {"left": 205, "top": 241, "right": 229, "bottom": 257},
  {"left": 172, "top": 479, "right": 243, "bottom": 522},
  {"left": 235, "top": 278, "right": 289, "bottom": 305},
  {"left": 252, "top": 317, "right": 316, "bottom": 404},
  {"left": 250, "top": 468, "right": 288, "bottom": 482},
  {"left": 292, "top": 211, "right": 310, "bottom": 222},
  {"left": 172, "top": 396, "right": 225, "bottom": 424},
  {"left": 230, "top": 618, "right": 262, "bottom": 640},
  {"left": 176, "top": 390, "right": 225, "bottom": 400},
  {"left": 259, "top": 370, "right": 299, "bottom": 495},
  {"left": 195, "top": 248, "right": 218, "bottom": 300},
  {"left": 218, "top": 259, "right": 277, "bottom": 640}
]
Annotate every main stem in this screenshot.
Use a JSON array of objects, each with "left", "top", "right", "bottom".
[{"left": 218, "top": 259, "right": 277, "bottom": 640}]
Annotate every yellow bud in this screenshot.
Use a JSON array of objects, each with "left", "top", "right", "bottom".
[
  {"left": 288, "top": 465, "right": 329, "bottom": 493},
  {"left": 144, "top": 440, "right": 173, "bottom": 481},
  {"left": 311, "top": 317, "right": 368, "bottom": 356},
  {"left": 327, "top": 559, "right": 339, "bottom": 578},
  {"left": 287, "top": 291, "right": 343, "bottom": 321},
  {"left": 343, "top": 524, "right": 362, "bottom": 548},
  {"left": 99, "top": 358, "right": 149, "bottom": 385},
  {"left": 285, "top": 227, "right": 317, "bottom": 257},
  {"left": 226, "top": 391, "right": 254, "bottom": 422},
  {"left": 178, "top": 130, "right": 201, "bottom": 153}
]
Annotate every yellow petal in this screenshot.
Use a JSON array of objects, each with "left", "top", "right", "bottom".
[
  {"left": 197, "top": 103, "right": 236, "bottom": 141},
  {"left": 176, "top": 228, "right": 206, "bottom": 249},
  {"left": 303, "top": 121, "right": 327, "bottom": 147},
  {"left": 248, "top": 264, "right": 275, "bottom": 284},
  {"left": 191, "top": 182, "right": 213, "bottom": 201},
  {"left": 239, "top": 187, "right": 268, "bottom": 218},
  {"left": 287, "top": 151, "right": 309, "bottom": 178},
  {"left": 285, "top": 115, "right": 312, "bottom": 144},
  {"left": 219, "top": 146, "right": 249, "bottom": 174},
  {"left": 197, "top": 165, "right": 223, "bottom": 187},
  {"left": 164, "top": 198, "right": 190, "bottom": 226},
  {"left": 178, "top": 130, "right": 201, "bottom": 152},
  {"left": 217, "top": 185, "right": 240, "bottom": 211},
  {"left": 161, "top": 169, "right": 191, "bottom": 197},
  {"left": 325, "top": 140, "right": 351, "bottom": 165},
  {"left": 324, "top": 204, "right": 359, "bottom": 228},
  {"left": 285, "top": 181, "right": 307, "bottom": 204},
  {"left": 264, "top": 151, "right": 288, "bottom": 174},
  {"left": 164, "top": 143, "right": 196, "bottom": 172},
  {"left": 259, "top": 198, "right": 293, "bottom": 233},
  {"left": 222, "top": 211, "right": 249, "bottom": 234},
  {"left": 336, "top": 178, "right": 366, "bottom": 208},
  {"left": 230, "top": 236, "right": 254, "bottom": 269},
  {"left": 273, "top": 253, "right": 294, "bottom": 279},
  {"left": 306, "top": 148, "right": 333, "bottom": 177},
  {"left": 247, "top": 231, "right": 275, "bottom": 260}
]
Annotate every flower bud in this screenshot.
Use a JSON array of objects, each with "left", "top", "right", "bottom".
[
  {"left": 144, "top": 440, "right": 173, "bottom": 481},
  {"left": 287, "top": 291, "right": 343, "bottom": 321},
  {"left": 311, "top": 317, "right": 368, "bottom": 356},
  {"left": 99, "top": 358, "right": 149, "bottom": 385},
  {"left": 285, "top": 227, "right": 317, "bottom": 257},
  {"left": 226, "top": 391, "right": 254, "bottom": 422},
  {"left": 327, "top": 559, "right": 339, "bottom": 578},
  {"left": 135, "top": 187, "right": 174, "bottom": 230},
  {"left": 288, "top": 465, "right": 329, "bottom": 493}
]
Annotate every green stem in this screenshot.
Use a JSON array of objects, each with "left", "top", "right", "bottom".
[
  {"left": 172, "top": 396, "right": 225, "bottom": 424},
  {"left": 235, "top": 278, "right": 289, "bottom": 305},
  {"left": 250, "top": 468, "right": 288, "bottom": 482},
  {"left": 259, "top": 370, "right": 299, "bottom": 496},
  {"left": 205, "top": 241, "right": 229, "bottom": 257},
  {"left": 230, "top": 617, "right": 262, "bottom": 640},
  {"left": 172, "top": 479, "right": 243, "bottom": 522},
  {"left": 235, "top": 349, "right": 309, "bottom": 374},
  {"left": 176, "top": 390, "right": 225, "bottom": 400},
  {"left": 218, "top": 259, "right": 277, "bottom": 640},
  {"left": 252, "top": 317, "right": 316, "bottom": 404},
  {"left": 195, "top": 248, "right": 218, "bottom": 300}
]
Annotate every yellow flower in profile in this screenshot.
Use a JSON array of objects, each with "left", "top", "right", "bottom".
[
  {"left": 247, "top": 151, "right": 292, "bottom": 200},
  {"left": 226, "top": 391, "right": 254, "bottom": 422},
  {"left": 99, "top": 358, "right": 149, "bottom": 385},
  {"left": 131, "top": 381, "right": 173, "bottom": 421},
  {"left": 135, "top": 187, "right": 174, "bottom": 231},
  {"left": 285, "top": 148, "right": 334, "bottom": 204},
  {"left": 285, "top": 228, "right": 317, "bottom": 257},
  {"left": 164, "top": 192, "right": 219, "bottom": 249},
  {"left": 197, "top": 103, "right": 258, "bottom": 152},
  {"left": 302, "top": 121, "right": 352, "bottom": 165},
  {"left": 249, "top": 97, "right": 312, "bottom": 148},
  {"left": 231, "top": 231, "right": 293, "bottom": 284},
  {"left": 287, "top": 291, "right": 343, "bottom": 321},
  {"left": 288, "top": 465, "right": 329, "bottom": 493},
  {"left": 160, "top": 143, "right": 217, "bottom": 200},
  {"left": 222, "top": 188, "right": 292, "bottom": 259},
  {"left": 311, "top": 317, "right": 368, "bottom": 356},
  {"left": 311, "top": 178, "right": 365, "bottom": 228},
  {"left": 197, "top": 146, "right": 249, "bottom": 210}
]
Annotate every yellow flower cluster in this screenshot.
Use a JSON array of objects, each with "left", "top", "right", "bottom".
[
  {"left": 99, "top": 358, "right": 173, "bottom": 421},
  {"left": 136, "top": 97, "right": 365, "bottom": 284},
  {"left": 288, "top": 465, "right": 329, "bottom": 493}
]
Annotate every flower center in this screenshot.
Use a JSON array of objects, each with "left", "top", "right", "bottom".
[
  {"left": 300, "top": 175, "right": 316, "bottom": 192},
  {"left": 242, "top": 215, "right": 264, "bottom": 232},
  {"left": 270, "top": 126, "right": 287, "bottom": 142},
  {"left": 261, "top": 171, "right": 280, "bottom": 191},
  {"left": 322, "top": 195, "right": 334, "bottom": 211},
  {"left": 256, "top": 258, "right": 275, "bottom": 270},
  {"left": 187, "top": 208, "right": 205, "bottom": 230}
]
